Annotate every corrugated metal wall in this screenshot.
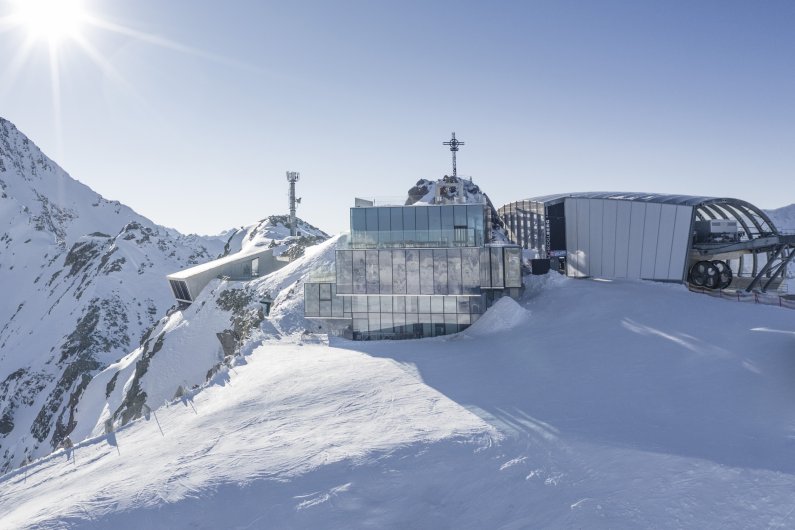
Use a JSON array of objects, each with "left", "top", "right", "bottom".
[{"left": 564, "top": 198, "right": 693, "bottom": 281}]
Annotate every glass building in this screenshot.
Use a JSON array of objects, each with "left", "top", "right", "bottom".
[{"left": 305, "top": 200, "right": 523, "bottom": 340}]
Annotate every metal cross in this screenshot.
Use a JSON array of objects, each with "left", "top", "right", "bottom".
[{"left": 443, "top": 132, "right": 465, "bottom": 178}]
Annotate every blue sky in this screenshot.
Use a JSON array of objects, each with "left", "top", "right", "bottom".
[{"left": 1, "top": 0, "right": 794, "bottom": 235}]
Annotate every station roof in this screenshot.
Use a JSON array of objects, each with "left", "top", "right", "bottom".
[
  {"left": 508, "top": 192, "right": 779, "bottom": 236},
  {"left": 528, "top": 191, "right": 716, "bottom": 207},
  {"left": 166, "top": 247, "right": 274, "bottom": 280}
]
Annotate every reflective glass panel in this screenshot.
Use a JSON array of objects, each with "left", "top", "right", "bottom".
[
  {"left": 319, "top": 283, "right": 332, "bottom": 301},
  {"left": 405, "top": 249, "right": 420, "bottom": 293},
  {"left": 352, "top": 295, "right": 368, "bottom": 312},
  {"left": 490, "top": 247, "right": 504, "bottom": 288},
  {"left": 431, "top": 296, "right": 444, "bottom": 313},
  {"left": 418, "top": 296, "right": 431, "bottom": 313},
  {"left": 419, "top": 250, "right": 434, "bottom": 294},
  {"left": 461, "top": 248, "right": 480, "bottom": 293},
  {"left": 392, "top": 250, "right": 406, "bottom": 294},
  {"left": 443, "top": 296, "right": 457, "bottom": 314},
  {"left": 393, "top": 296, "right": 406, "bottom": 313},
  {"left": 454, "top": 205, "right": 467, "bottom": 227},
  {"left": 403, "top": 208, "right": 416, "bottom": 230},
  {"left": 504, "top": 247, "right": 522, "bottom": 288},
  {"left": 368, "top": 295, "right": 380, "bottom": 312},
  {"left": 447, "top": 249, "right": 462, "bottom": 294},
  {"left": 433, "top": 249, "right": 448, "bottom": 294},
  {"left": 379, "top": 250, "right": 393, "bottom": 294},
  {"left": 379, "top": 296, "right": 391, "bottom": 313},
  {"left": 428, "top": 207, "right": 441, "bottom": 230},
  {"left": 366, "top": 251, "right": 380, "bottom": 293},
  {"left": 353, "top": 251, "right": 366, "bottom": 294},
  {"left": 304, "top": 283, "right": 320, "bottom": 316},
  {"left": 441, "top": 206, "right": 454, "bottom": 230},
  {"left": 337, "top": 250, "right": 353, "bottom": 294}
]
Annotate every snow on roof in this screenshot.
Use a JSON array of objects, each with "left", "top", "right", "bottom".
[{"left": 166, "top": 247, "right": 274, "bottom": 280}]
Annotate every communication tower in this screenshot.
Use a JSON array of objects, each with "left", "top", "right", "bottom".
[{"left": 286, "top": 171, "right": 301, "bottom": 236}]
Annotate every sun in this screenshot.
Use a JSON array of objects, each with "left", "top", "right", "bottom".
[{"left": 10, "top": 0, "right": 87, "bottom": 42}]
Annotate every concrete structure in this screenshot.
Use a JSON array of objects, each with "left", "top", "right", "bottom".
[
  {"left": 499, "top": 192, "right": 794, "bottom": 292},
  {"left": 304, "top": 197, "right": 523, "bottom": 340},
  {"left": 167, "top": 248, "right": 285, "bottom": 304}
]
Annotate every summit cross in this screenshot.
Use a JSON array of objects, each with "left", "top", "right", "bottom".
[{"left": 443, "top": 132, "right": 465, "bottom": 178}]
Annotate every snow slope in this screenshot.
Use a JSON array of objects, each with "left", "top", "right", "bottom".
[
  {"left": 0, "top": 117, "right": 328, "bottom": 474},
  {"left": 3, "top": 274, "right": 795, "bottom": 528}
]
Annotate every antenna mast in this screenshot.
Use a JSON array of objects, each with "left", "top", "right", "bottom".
[
  {"left": 443, "top": 132, "right": 465, "bottom": 178},
  {"left": 286, "top": 171, "right": 300, "bottom": 236}
]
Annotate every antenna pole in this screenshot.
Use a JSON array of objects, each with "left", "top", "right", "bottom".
[
  {"left": 286, "top": 171, "right": 301, "bottom": 236},
  {"left": 443, "top": 132, "right": 465, "bottom": 178}
]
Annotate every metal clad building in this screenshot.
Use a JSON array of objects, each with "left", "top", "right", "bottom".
[{"left": 500, "top": 192, "right": 794, "bottom": 291}]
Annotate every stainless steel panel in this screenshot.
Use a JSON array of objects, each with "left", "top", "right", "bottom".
[
  {"left": 627, "top": 202, "right": 646, "bottom": 278},
  {"left": 669, "top": 205, "right": 694, "bottom": 281},
  {"left": 589, "top": 199, "right": 604, "bottom": 277},
  {"left": 614, "top": 201, "right": 632, "bottom": 278},
  {"left": 602, "top": 200, "right": 618, "bottom": 277},
  {"left": 654, "top": 204, "right": 678, "bottom": 279},
  {"left": 447, "top": 248, "right": 462, "bottom": 294},
  {"left": 641, "top": 203, "right": 662, "bottom": 279},
  {"left": 433, "top": 249, "right": 448, "bottom": 294}
]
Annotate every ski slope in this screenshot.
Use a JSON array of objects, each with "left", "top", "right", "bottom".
[{"left": 2, "top": 274, "right": 795, "bottom": 528}]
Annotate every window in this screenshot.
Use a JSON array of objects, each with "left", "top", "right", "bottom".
[
  {"left": 390, "top": 208, "right": 403, "bottom": 243},
  {"left": 490, "top": 247, "right": 504, "bottom": 288},
  {"left": 352, "top": 251, "right": 366, "bottom": 294},
  {"left": 433, "top": 249, "right": 448, "bottom": 294},
  {"left": 304, "top": 283, "right": 320, "bottom": 316},
  {"left": 419, "top": 250, "right": 434, "bottom": 294},
  {"left": 405, "top": 249, "right": 420, "bottom": 293},
  {"left": 504, "top": 247, "right": 522, "bottom": 288},
  {"left": 366, "top": 251, "right": 380, "bottom": 293},
  {"left": 337, "top": 250, "right": 353, "bottom": 294},
  {"left": 378, "top": 250, "right": 393, "bottom": 294},
  {"left": 392, "top": 250, "right": 407, "bottom": 294},
  {"left": 447, "top": 249, "right": 462, "bottom": 294}
]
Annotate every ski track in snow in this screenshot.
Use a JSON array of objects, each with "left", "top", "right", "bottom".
[{"left": 3, "top": 273, "right": 795, "bottom": 528}]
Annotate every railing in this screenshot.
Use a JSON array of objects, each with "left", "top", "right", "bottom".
[
  {"left": 687, "top": 284, "right": 795, "bottom": 310},
  {"left": 356, "top": 196, "right": 487, "bottom": 207}
]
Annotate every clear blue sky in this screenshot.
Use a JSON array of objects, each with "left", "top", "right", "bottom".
[{"left": 1, "top": 0, "right": 794, "bottom": 235}]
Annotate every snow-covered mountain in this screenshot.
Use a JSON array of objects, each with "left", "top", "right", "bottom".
[
  {"left": 0, "top": 117, "right": 327, "bottom": 474},
  {"left": 3, "top": 270, "right": 795, "bottom": 528},
  {"left": 2, "top": 117, "right": 795, "bottom": 527}
]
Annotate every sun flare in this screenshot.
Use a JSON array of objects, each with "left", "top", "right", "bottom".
[{"left": 10, "top": 0, "right": 87, "bottom": 42}]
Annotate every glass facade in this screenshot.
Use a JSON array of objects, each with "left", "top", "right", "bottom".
[
  {"left": 349, "top": 204, "right": 486, "bottom": 248},
  {"left": 305, "top": 200, "right": 524, "bottom": 340},
  {"left": 498, "top": 200, "right": 548, "bottom": 255}
]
